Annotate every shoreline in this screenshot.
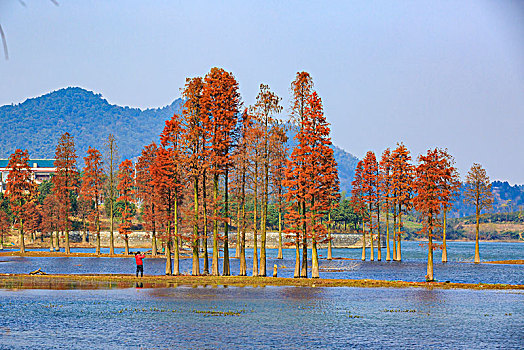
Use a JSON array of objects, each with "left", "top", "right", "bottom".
[
  {"left": 0, "top": 274, "right": 522, "bottom": 291},
  {"left": 0, "top": 251, "right": 521, "bottom": 265}
]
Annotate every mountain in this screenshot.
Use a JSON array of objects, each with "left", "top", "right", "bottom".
[
  {"left": 0, "top": 87, "right": 359, "bottom": 192},
  {"left": 0, "top": 87, "right": 183, "bottom": 161}
]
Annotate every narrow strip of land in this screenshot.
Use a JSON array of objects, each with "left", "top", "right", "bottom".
[{"left": 0, "top": 274, "right": 522, "bottom": 291}]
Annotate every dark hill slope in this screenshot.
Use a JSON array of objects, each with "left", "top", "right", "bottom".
[{"left": 0, "top": 87, "right": 182, "bottom": 160}]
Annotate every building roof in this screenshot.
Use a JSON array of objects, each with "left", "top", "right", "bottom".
[{"left": 0, "top": 159, "right": 56, "bottom": 169}]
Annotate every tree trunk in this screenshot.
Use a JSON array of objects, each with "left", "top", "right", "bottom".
[
  {"left": 427, "top": 229, "right": 434, "bottom": 281},
  {"left": 109, "top": 203, "right": 115, "bottom": 255},
  {"left": 82, "top": 217, "right": 87, "bottom": 243},
  {"left": 442, "top": 209, "right": 448, "bottom": 263},
  {"left": 253, "top": 166, "right": 259, "bottom": 277},
  {"left": 202, "top": 171, "right": 209, "bottom": 275},
  {"left": 212, "top": 173, "right": 220, "bottom": 276},
  {"left": 235, "top": 204, "right": 240, "bottom": 259},
  {"left": 396, "top": 209, "right": 402, "bottom": 261},
  {"left": 49, "top": 230, "right": 55, "bottom": 252},
  {"left": 386, "top": 204, "right": 391, "bottom": 261},
  {"left": 277, "top": 201, "right": 283, "bottom": 259},
  {"left": 124, "top": 235, "right": 129, "bottom": 255},
  {"left": 361, "top": 221, "right": 366, "bottom": 261},
  {"left": 165, "top": 235, "right": 172, "bottom": 275},
  {"left": 377, "top": 203, "right": 381, "bottom": 261},
  {"left": 370, "top": 222, "right": 374, "bottom": 261},
  {"left": 312, "top": 237, "right": 319, "bottom": 278},
  {"left": 474, "top": 206, "right": 480, "bottom": 264},
  {"left": 96, "top": 217, "right": 101, "bottom": 255},
  {"left": 55, "top": 231, "right": 60, "bottom": 251},
  {"left": 392, "top": 207, "right": 397, "bottom": 261},
  {"left": 173, "top": 196, "right": 180, "bottom": 276},
  {"left": 192, "top": 177, "right": 200, "bottom": 275},
  {"left": 223, "top": 169, "right": 230, "bottom": 276},
  {"left": 239, "top": 169, "right": 247, "bottom": 276},
  {"left": 151, "top": 230, "right": 157, "bottom": 257},
  {"left": 19, "top": 220, "right": 25, "bottom": 254},
  {"left": 327, "top": 211, "right": 332, "bottom": 260},
  {"left": 300, "top": 201, "right": 307, "bottom": 278},
  {"left": 65, "top": 219, "right": 70, "bottom": 254},
  {"left": 294, "top": 232, "right": 300, "bottom": 278}
]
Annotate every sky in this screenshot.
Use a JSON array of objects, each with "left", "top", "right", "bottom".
[{"left": 1, "top": 0, "right": 523, "bottom": 183}]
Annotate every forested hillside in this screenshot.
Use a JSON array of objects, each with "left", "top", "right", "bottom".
[{"left": 0, "top": 87, "right": 182, "bottom": 161}]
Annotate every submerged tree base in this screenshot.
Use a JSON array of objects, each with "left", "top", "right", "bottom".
[{"left": 0, "top": 273, "right": 522, "bottom": 291}]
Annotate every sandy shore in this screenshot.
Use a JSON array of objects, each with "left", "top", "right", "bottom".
[{"left": 0, "top": 273, "right": 522, "bottom": 291}]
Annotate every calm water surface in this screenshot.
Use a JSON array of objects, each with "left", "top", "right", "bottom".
[
  {"left": 1, "top": 242, "right": 522, "bottom": 284},
  {"left": 0, "top": 286, "right": 522, "bottom": 349}
]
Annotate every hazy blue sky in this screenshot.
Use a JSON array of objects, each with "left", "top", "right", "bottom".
[{"left": 1, "top": 0, "right": 523, "bottom": 183}]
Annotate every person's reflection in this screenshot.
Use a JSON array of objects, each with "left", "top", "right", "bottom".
[{"left": 135, "top": 282, "right": 144, "bottom": 289}]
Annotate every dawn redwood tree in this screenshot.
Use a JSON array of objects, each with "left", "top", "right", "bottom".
[
  {"left": 80, "top": 147, "right": 104, "bottom": 255},
  {"left": 159, "top": 114, "right": 187, "bottom": 275},
  {"left": 351, "top": 160, "right": 367, "bottom": 261},
  {"left": 379, "top": 148, "right": 393, "bottom": 261},
  {"left": 0, "top": 210, "right": 9, "bottom": 250},
  {"left": 361, "top": 151, "right": 379, "bottom": 261},
  {"left": 284, "top": 89, "right": 338, "bottom": 278},
  {"left": 24, "top": 201, "right": 41, "bottom": 243},
  {"left": 5, "top": 149, "right": 37, "bottom": 254},
  {"left": 303, "top": 92, "right": 339, "bottom": 277},
  {"left": 464, "top": 163, "right": 493, "bottom": 264},
  {"left": 136, "top": 142, "right": 158, "bottom": 256},
  {"left": 439, "top": 150, "right": 460, "bottom": 263},
  {"left": 117, "top": 159, "right": 135, "bottom": 255},
  {"left": 285, "top": 71, "right": 314, "bottom": 278},
  {"left": 390, "top": 143, "right": 414, "bottom": 261},
  {"left": 270, "top": 124, "right": 288, "bottom": 260},
  {"left": 105, "top": 134, "right": 118, "bottom": 255},
  {"left": 234, "top": 109, "right": 254, "bottom": 275},
  {"left": 52, "top": 132, "right": 79, "bottom": 254},
  {"left": 201, "top": 67, "right": 241, "bottom": 276},
  {"left": 181, "top": 77, "right": 205, "bottom": 275},
  {"left": 151, "top": 147, "right": 179, "bottom": 275},
  {"left": 252, "top": 83, "right": 282, "bottom": 276},
  {"left": 41, "top": 194, "right": 60, "bottom": 252},
  {"left": 414, "top": 148, "right": 449, "bottom": 281}
]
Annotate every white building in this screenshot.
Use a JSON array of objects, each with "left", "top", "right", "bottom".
[{"left": 0, "top": 159, "right": 56, "bottom": 193}]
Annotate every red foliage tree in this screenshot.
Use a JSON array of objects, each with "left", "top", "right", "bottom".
[
  {"left": 52, "top": 132, "right": 79, "bottom": 254},
  {"left": 80, "top": 147, "right": 104, "bottom": 255},
  {"left": 117, "top": 159, "right": 135, "bottom": 255},
  {"left": 379, "top": 148, "right": 393, "bottom": 261},
  {"left": 181, "top": 77, "right": 206, "bottom": 275},
  {"left": 361, "top": 151, "right": 379, "bottom": 261},
  {"left": 414, "top": 148, "right": 455, "bottom": 281},
  {"left": 159, "top": 113, "right": 187, "bottom": 275},
  {"left": 136, "top": 142, "right": 158, "bottom": 256},
  {"left": 284, "top": 71, "right": 314, "bottom": 278},
  {"left": 201, "top": 67, "right": 241, "bottom": 276},
  {"left": 41, "top": 193, "right": 60, "bottom": 252},
  {"left": 351, "top": 160, "right": 367, "bottom": 261},
  {"left": 5, "top": 149, "right": 37, "bottom": 253},
  {"left": 284, "top": 89, "right": 339, "bottom": 278},
  {"left": 390, "top": 143, "right": 414, "bottom": 261},
  {"left": 0, "top": 210, "right": 10, "bottom": 250}
]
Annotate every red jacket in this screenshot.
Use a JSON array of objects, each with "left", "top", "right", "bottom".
[{"left": 135, "top": 254, "right": 145, "bottom": 266}]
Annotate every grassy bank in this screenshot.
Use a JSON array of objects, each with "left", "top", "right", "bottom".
[{"left": 0, "top": 274, "right": 522, "bottom": 291}]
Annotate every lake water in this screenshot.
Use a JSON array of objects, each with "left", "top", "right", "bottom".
[
  {"left": 1, "top": 242, "right": 522, "bottom": 284},
  {"left": 0, "top": 286, "right": 522, "bottom": 349},
  {"left": 1, "top": 242, "right": 522, "bottom": 349}
]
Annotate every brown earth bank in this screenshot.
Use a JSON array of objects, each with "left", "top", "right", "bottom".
[
  {"left": 0, "top": 274, "right": 522, "bottom": 291},
  {"left": 483, "top": 259, "right": 524, "bottom": 265}
]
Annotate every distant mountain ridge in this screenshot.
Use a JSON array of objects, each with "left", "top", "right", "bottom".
[{"left": 0, "top": 87, "right": 359, "bottom": 192}]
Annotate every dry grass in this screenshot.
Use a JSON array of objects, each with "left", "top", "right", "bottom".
[{"left": 0, "top": 273, "right": 522, "bottom": 291}]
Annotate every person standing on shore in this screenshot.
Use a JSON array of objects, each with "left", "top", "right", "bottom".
[{"left": 135, "top": 251, "right": 145, "bottom": 277}]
